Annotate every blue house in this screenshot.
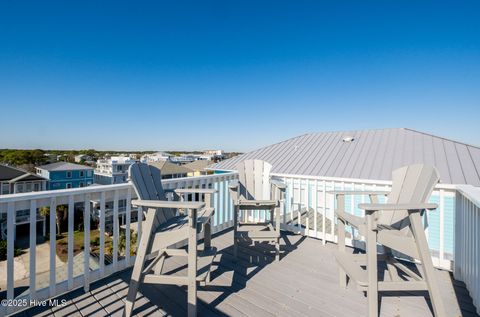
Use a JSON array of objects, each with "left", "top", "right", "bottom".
[{"left": 36, "top": 162, "right": 94, "bottom": 190}]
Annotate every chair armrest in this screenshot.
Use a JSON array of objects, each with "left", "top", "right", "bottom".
[
  {"left": 358, "top": 203, "right": 438, "bottom": 212},
  {"left": 327, "top": 190, "right": 390, "bottom": 196},
  {"left": 228, "top": 180, "right": 239, "bottom": 190},
  {"left": 131, "top": 199, "right": 205, "bottom": 210},
  {"left": 174, "top": 188, "right": 217, "bottom": 194},
  {"left": 271, "top": 179, "right": 287, "bottom": 191}
]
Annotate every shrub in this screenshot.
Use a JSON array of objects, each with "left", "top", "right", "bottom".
[
  {"left": 0, "top": 240, "right": 6, "bottom": 261},
  {"left": 91, "top": 236, "right": 100, "bottom": 246},
  {"left": 0, "top": 240, "right": 24, "bottom": 260}
]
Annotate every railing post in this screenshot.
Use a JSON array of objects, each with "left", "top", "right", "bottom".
[
  {"left": 125, "top": 187, "right": 132, "bottom": 266},
  {"left": 99, "top": 191, "right": 106, "bottom": 275},
  {"left": 322, "top": 180, "right": 326, "bottom": 245},
  {"left": 49, "top": 197, "right": 56, "bottom": 297},
  {"left": 7, "top": 202, "right": 15, "bottom": 308},
  {"left": 84, "top": 193, "right": 91, "bottom": 292},
  {"left": 67, "top": 195, "right": 74, "bottom": 290},
  {"left": 113, "top": 190, "right": 119, "bottom": 270},
  {"left": 29, "top": 199, "right": 37, "bottom": 300}
]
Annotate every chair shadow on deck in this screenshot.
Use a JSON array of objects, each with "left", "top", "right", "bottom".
[
  {"left": 122, "top": 228, "right": 307, "bottom": 316},
  {"left": 202, "top": 229, "right": 306, "bottom": 311},
  {"left": 349, "top": 247, "right": 479, "bottom": 317},
  {"left": 349, "top": 247, "right": 436, "bottom": 316}
]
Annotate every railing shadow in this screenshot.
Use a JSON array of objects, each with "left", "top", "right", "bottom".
[{"left": 203, "top": 229, "right": 306, "bottom": 310}]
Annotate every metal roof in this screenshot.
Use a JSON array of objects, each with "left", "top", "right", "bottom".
[
  {"left": 0, "top": 165, "right": 46, "bottom": 182},
  {"left": 37, "top": 162, "right": 94, "bottom": 171},
  {"left": 209, "top": 128, "right": 480, "bottom": 186}
]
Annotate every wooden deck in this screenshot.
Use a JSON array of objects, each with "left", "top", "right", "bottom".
[{"left": 13, "top": 229, "right": 479, "bottom": 317}]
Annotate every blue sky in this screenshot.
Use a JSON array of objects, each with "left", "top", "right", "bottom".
[{"left": 0, "top": 1, "right": 479, "bottom": 151}]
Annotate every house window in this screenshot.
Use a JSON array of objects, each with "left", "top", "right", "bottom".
[
  {"left": 66, "top": 171, "right": 72, "bottom": 178},
  {"left": 2, "top": 183, "right": 9, "bottom": 195},
  {"left": 66, "top": 183, "right": 72, "bottom": 189},
  {"left": 87, "top": 170, "right": 92, "bottom": 177},
  {"left": 34, "top": 183, "right": 40, "bottom": 191},
  {"left": 80, "top": 171, "right": 85, "bottom": 177},
  {"left": 79, "top": 182, "right": 84, "bottom": 187}
]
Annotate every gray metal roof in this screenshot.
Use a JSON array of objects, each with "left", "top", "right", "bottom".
[
  {"left": 209, "top": 128, "right": 480, "bottom": 186},
  {"left": 0, "top": 165, "right": 46, "bottom": 182},
  {"left": 37, "top": 162, "right": 94, "bottom": 171}
]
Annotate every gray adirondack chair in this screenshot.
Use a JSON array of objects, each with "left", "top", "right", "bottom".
[
  {"left": 333, "top": 164, "right": 446, "bottom": 317},
  {"left": 124, "top": 163, "right": 217, "bottom": 317},
  {"left": 229, "top": 159, "right": 286, "bottom": 261}
]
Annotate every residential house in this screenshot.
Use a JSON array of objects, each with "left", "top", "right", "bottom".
[
  {"left": 203, "top": 149, "right": 225, "bottom": 161},
  {"left": 36, "top": 162, "right": 94, "bottom": 190},
  {"left": 74, "top": 154, "right": 93, "bottom": 163},
  {"left": 184, "top": 160, "right": 214, "bottom": 177},
  {"left": 148, "top": 161, "right": 191, "bottom": 179},
  {"left": 140, "top": 152, "right": 171, "bottom": 163},
  {"left": 94, "top": 156, "right": 136, "bottom": 184},
  {"left": 0, "top": 165, "right": 48, "bottom": 240},
  {"left": 1, "top": 165, "right": 48, "bottom": 195}
]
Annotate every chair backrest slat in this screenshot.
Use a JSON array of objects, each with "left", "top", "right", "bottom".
[
  {"left": 236, "top": 159, "right": 272, "bottom": 200},
  {"left": 129, "top": 162, "right": 176, "bottom": 224},
  {"left": 379, "top": 164, "right": 439, "bottom": 232}
]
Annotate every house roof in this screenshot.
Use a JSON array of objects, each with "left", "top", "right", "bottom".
[
  {"left": 0, "top": 165, "right": 46, "bottom": 182},
  {"left": 183, "top": 160, "right": 213, "bottom": 172},
  {"left": 37, "top": 162, "right": 94, "bottom": 171},
  {"left": 208, "top": 128, "right": 480, "bottom": 186},
  {"left": 148, "top": 161, "right": 191, "bottom": 176}
]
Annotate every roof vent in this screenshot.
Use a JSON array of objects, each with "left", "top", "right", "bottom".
[{"left": 342, "top": 136, "right": 354, "bottom": 143}]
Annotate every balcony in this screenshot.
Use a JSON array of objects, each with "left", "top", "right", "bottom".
[{"left": 0, "top": 173, "right": 479, "bottom": 316}]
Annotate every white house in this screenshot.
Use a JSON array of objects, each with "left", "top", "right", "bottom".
[
  {"left": 94, "top": 156, "right": 136, "bottom": 185},
  {"left": 140, "top": 152, "right": 171, "bottom": 163}
]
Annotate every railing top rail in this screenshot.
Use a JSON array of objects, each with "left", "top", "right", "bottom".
[
  {"left": 0, "top": 183, "right": 133, "bottom": 203},
  {"left": 0, "top": 172, "right": 239, "bottom": 204},
  {"left": 456, "top": 184, "right": 480, "bottom": 207},
  {"left": 161, "top": 172, "right": 237, "bottom": 185},
  {"left": 270, "top": 172, "right": 459, "bottom": 190}
]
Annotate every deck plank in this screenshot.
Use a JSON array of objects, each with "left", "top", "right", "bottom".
[{"left": 12, "top": 228, "right": 478, "bottom": 317}]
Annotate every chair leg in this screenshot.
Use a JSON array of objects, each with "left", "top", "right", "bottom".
[
  {"left": 188, "top": 213, "right": 198, "bottom": 317},
  {"left": 233, "top": 205, "right": 239, "bottom": 260},
  {"left": 410, "top": 212, "right": 447, "bottom": 317},
  {"left": 204, "top": 220, "right": 212, "bottom": 251},
  {"left": 275, "top": 238, "right": 280, "bottom": 261},
  {"left": 366, "top": 212, "right": 378, "bottom": 317},
  {"left": 337, "top": 195, "right": 347, "bottom": 288},
  {"left": 124, "top": 209, "right": 156, "bottom": 317},
  {"left": 275, "top": 201, "right": 282, "bottom": 262}
]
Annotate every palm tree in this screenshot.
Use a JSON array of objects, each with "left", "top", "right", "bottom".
[{"left": 39, "top": 205, "right": 68, "bottom": 235}]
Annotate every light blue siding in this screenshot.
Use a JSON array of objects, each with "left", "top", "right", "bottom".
[{"left": 444, "top": 196, "right": 455, "bottom": 257}]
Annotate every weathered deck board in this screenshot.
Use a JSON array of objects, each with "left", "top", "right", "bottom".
[{"left": 13, "top": 229, "right": 478, "bottom": 317}]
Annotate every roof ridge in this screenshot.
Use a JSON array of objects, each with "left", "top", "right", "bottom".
[{"left": 403, "top": 128, "right": 480, "bottom": 149}]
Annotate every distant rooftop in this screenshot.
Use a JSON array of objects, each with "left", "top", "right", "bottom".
[
  {"left": 209, "top": 128, "right": 480, "bottom": 186},
  {"left": 37, "top": 162, "right": 94, "bottom": 171},
  {"left": 183, "top": 160, "right": 213, "bottom": 172},
  {"left": 0, "top": 165, "right": 46, "bottom": 182},
  {"left": 148, "top": 160, "right": 191, "bottom": 176}
]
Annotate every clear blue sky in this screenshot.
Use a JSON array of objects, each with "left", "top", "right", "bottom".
[{"left": 1, "top": 1, "right": 479, "bottom": 152}]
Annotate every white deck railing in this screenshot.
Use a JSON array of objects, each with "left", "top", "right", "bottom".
[
  {"left": 454, "top": 185, "right": 480, "bottom": 314},
  {"left": 0, "top": 173, "right": 237, "bottom": 316},
  {"left": 0, "top": 172, "right": 477, "bottom": 315},
  {"left": 273, "top": 173, "right": 458, "bottom": 270}
]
